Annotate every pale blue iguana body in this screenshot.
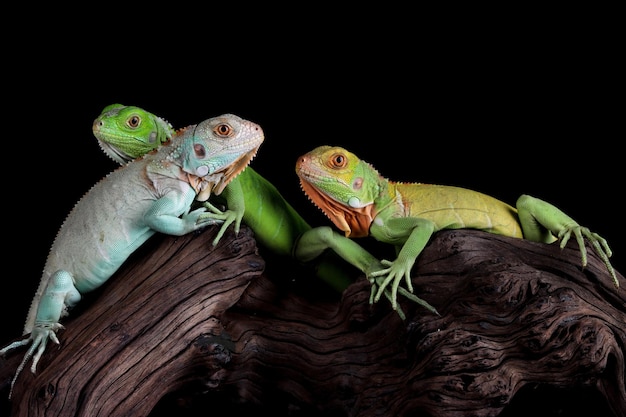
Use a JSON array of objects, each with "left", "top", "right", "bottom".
[
  {"left": 0, "top": 113, "right": 264, "bottom": 398},
  {"left": 295, "top": 145, "right": 619, "bottom": 311},
  {"left": 92, "top": 104, "right": 399, "bottom": 299}
]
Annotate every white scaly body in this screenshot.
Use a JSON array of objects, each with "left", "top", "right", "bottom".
[{"left": 1, "top": 114, "right": 264, "bottom": 398}]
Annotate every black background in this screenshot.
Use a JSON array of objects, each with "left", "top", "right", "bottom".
[{"left": 1, "top": 5, "right": 623, "bottom": 416}]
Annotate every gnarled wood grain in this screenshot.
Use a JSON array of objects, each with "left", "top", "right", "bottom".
[
  {"left": 1, "top": 227, "right": 624, "bottom": 417},
  {"left": 221, "top": 229, "right": 625, "bottom": 417},
  {"left": 0, "top": 226, "right": 264, "bottom": 417}
]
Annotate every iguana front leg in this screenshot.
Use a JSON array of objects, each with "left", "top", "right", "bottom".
[
  {"left": 144, "top": 193, "right": 221, "bottom": 236},
  {"left": 294, "top": 226, "right": 438, "bottom": 317},
  {"left": 367, "top": 217, "right": 438, "bottom": 313},
  {"left": 516, "top": 194, "right": 617, "bottom": 288}
]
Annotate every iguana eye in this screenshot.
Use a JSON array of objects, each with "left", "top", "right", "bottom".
[
  {"left": 330, "top": 153, "right": 347, "bottom": 169},
  {"left": 214, "top": 123, "right": 234, "bottom": 137},
  {"left": 127, "top": 115, "right": 141, "bottom": 128}
]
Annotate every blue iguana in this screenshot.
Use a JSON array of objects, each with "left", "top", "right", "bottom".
[{"left": 0, "top": 113, "right": 264, "bottom": 398}]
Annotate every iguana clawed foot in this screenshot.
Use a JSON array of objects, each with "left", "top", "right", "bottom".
[
  {"left": 367, "top": 260, "right": 440, "bottom": 320},
  {"left": 0, "top": 323, "right": 64, "bottom": 399},
  {"left": 201, "top": 202, "right": 244, "bottom": 246},
  {"left": 558, "top": 226, "right": 618, "bottom": 288},
  {"left": 367, "top": 276, "right": 439, "bottom": 320}
]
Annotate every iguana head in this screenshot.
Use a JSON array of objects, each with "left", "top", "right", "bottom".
[
  {"left": 172, "top": 113, "right": 264, "bottom": 201},
  {"left": 92, "top": 104, "right": 174, "bottom": 164},
  {"left": 296, "top": 145, "right": 380, "bottom": 238}
]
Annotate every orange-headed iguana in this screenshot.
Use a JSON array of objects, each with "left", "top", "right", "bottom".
[{"left": 295, "top": 145, "right": 618, "bottom": 312}]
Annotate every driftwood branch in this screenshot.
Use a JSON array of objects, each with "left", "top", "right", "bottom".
[
  {"left": 1, "top": 226, "right": 624, "bottom": 417},
  {"left": 0, "top": 226, "right": 264, "bottom": 417}
]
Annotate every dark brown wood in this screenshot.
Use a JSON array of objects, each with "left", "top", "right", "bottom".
[
  {"left": 0, "top": 226, "right": 264, "bottom": 417},
  {"left": 1, "top": 227, "right": 624, "bottom": 417},
  {"left": 220, "top": 229, "right": 626, "bottom": 417}
]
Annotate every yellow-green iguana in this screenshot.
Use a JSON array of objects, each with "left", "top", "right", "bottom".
[{"left": 295, "top": 145, "right": 619, "bottom": 312}]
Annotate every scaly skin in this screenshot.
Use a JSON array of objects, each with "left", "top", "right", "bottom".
[
  {"left": 93, "top": 104, "right": 313, "bottom": 256},
  {"left": 0, "top": 113, "right": 264, "bottom": 398},
  {"left": 296, "top": 145, "right": 618, "bottom": 311},
  {"left": 92, "top": 105, "right": 399, "bottom": 297}
]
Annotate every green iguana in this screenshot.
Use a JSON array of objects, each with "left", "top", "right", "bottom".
[
  {"left": 295, "top": 145, "right": 619, "bottom": 311},
  {"left": 91, "top": 105, "right": 410, "bottom": 307},
  {"left": 0, "top": 113, "right": 264, "bottom": 398}
]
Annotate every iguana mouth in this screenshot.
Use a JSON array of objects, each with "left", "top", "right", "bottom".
[
  {"left": 298, "top": 178, "right": 374, "bottom": 238},
  {"left": 212, "top": 148, "right": 259, "bottom": 194},
  {"left": 97, "top": 140, "right": 134, "bottom": 165},
  {"left": 187, "top": 147, "right": 260, "bottom": 202}
]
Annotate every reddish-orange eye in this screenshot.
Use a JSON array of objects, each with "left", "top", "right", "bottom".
[
  {"left": 214, "top": 123, "right": 233, "bottom": 137},
  {"left": 330, "top": 153, "right": 347, "bottom": 168}
]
